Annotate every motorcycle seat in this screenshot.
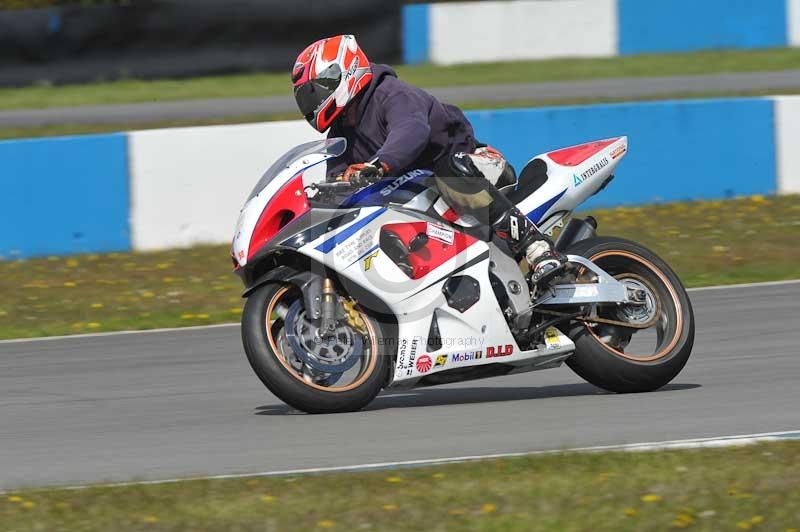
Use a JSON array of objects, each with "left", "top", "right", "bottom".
[{"left": 501, "top": 158, "right": 549, "bottom": 204}]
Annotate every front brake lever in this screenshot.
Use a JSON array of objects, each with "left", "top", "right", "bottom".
[{"left": 307, "top": 181, "right": 356, "bottom": 202}]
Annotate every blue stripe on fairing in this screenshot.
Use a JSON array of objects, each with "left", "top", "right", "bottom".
[
  {"left": 341, "top": 169, "right": 433, "bottom": 208},
  {"left": 315, "top": 208, "right": 387, "bottom": 253},
  {"left": 527, "top": 189, "right": 567, "bottom": 225},
  {"left": 325, "top": 187, "right": 563, "bottom": 255}
]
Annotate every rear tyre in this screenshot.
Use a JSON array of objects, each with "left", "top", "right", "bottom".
[
  {"left": 242, "top": 283, "right": 390, "bottom": 413},
  {"left": 564, "top": 237, "right": 694, "bottom": 393}
]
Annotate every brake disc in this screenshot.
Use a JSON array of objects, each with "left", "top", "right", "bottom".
[
  {"left": 284, "top": 300, "right": 362, "bottom": 374},
  {"left": 615, "top": 276, "right": 659, "bottom": 325}
]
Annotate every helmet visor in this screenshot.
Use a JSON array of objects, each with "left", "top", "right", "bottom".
[{"left": 293, "top": 64, "right": 342, "bottom": 122}]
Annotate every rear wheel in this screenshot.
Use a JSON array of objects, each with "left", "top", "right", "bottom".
[
  {"left": 564, "top": 237, "right": 694, "bottom": 393},
  {"left": 242, "top": 283, "right": 390, "bottom": 413}
]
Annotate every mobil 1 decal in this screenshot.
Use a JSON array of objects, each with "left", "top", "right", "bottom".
[{"left": 450, "top": 350, "right": 482, "bottom": 364}]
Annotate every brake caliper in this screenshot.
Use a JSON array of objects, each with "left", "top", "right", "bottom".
[{"left": 342, "top": 298, "right": 367, "bottom": 334}]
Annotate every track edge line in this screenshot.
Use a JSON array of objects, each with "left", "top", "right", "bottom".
[{"left": 5, "top": 429, "right": 798, "bottom": 495}]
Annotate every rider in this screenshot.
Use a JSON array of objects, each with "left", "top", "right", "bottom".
[{"left": 291, "top": 34, "right": 567, "bottom": 285}]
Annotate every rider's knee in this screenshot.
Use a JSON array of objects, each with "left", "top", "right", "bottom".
[
  {"left": 448, "top": 151, "right": 483, "bottom": 179},
  {"left": 448, "top": 148, "right": 517, "bottom": 188}
]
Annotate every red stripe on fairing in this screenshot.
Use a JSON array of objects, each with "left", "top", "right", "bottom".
[
  {"left": 441, "top": 208, "right": 460, "bottom": 222},
  {"left": 247, "top": 174, "right": 309, "bottom": 261},
  {"left": 547, "top": 138, "right": 619, "bottom": 166},
  {"left": 380, "top": 222, "right": 477, "bottom": 280}
]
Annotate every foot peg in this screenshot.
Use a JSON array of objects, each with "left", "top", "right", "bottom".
[{"left": 528, "top": 250, "right": 569, "bottom": 286}]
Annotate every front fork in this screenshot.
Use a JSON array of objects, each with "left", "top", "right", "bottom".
[
  {"left": 319, "top": 277, "right": 367, "bottom": 336},
  {"left": 319, "top": 277, "right": 339, "bottom": 336}
]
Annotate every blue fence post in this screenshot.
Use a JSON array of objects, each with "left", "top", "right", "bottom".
[{"left": 403, "top": 3, "right": 430, "bottom": 65}]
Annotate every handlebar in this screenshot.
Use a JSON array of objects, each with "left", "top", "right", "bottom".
[
  {"left": 311, "top": 181, "right": 356, "bottom": 192},
  {"left": 305, "top": 180, "right": 358, "bottom": 202}
]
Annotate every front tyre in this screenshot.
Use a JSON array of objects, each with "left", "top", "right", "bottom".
[
  {"left": 242, "top": 283, "right": 389, "bottom": 413},
  {"left": 565, "top": 237, "right": 695, "bottom": 393}
]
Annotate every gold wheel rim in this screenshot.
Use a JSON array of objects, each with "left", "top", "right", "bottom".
[
  {"left": 585, "top": 250, "right": 683, "bottom": 362},
  {"left": 264, "top": 286, "right": 379, "bottom": 392}
]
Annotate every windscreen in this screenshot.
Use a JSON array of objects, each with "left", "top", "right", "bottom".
[{"left": 246, "top": 137, "right": 346, "bottom": 202}]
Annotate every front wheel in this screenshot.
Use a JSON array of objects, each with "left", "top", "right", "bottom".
[
  {"left": 564, "top": 236, "right": 695, "bottom": 393},
  {"left": 242, "top": 283, "right": 390, "bottom": 413}
]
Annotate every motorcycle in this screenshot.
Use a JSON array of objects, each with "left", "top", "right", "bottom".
[{"left": 232, "top": 136, "right": 694, "bottom": 413}]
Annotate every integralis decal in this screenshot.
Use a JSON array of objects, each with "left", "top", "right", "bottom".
[{"left": 574, "top": 157, "right": 609, "bottom": 187}]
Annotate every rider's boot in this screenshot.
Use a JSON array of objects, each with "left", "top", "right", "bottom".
[
  {"left": 442, "top": 150, "right": 568, "bottom": 287},
  {"left": 492, "top": 207, "right": 569, "bottom": 286}
]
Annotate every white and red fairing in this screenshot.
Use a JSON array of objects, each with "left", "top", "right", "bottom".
[
  {"left": 232, "top": 148, "right": 329, "bottom": 267},
  {"left": 518, "top": 136, "right": 628, "bottom": 232},
  {"left": 433, "top": 136, "right": 628, "bottom": 233},
  {"left": 233, "top": 136, "right": 628, "bottom": 384}
]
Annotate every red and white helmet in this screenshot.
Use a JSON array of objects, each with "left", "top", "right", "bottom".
[{"left": 291, "top": 35, "right": 373, "bottom": 132}]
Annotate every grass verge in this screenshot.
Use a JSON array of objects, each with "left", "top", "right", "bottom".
[
  {"left": 2, "top": 442, "right": 799, "bottom": 531},
  {"left": 1, "top": 194, "right": 798, "bottom": 340},
  {"left": 2, "top": 48, "right": 800, "bottom": 111}
]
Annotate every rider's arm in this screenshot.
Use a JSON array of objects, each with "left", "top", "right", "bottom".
[{"left": 374, "top": 90, "right": 432, "bottom": 173}]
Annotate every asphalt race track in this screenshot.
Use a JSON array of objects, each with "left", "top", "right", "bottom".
[
  {"left": 1, "top": 281, "right": 799, "bottom": 490},
  {"left": 2, "top": 70, "right": 800, "bottom": 127}
]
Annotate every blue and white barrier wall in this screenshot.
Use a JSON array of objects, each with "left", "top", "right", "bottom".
[
  {"left": 128, "top": 122, "right": 322, "bottom": 252},
  {"left": 403, "top": 0, "right": 800, "bottom": 64},
  {"left": 0, "top": 134, "right": 130, "bottom": 258},
  {"left": 2, "top": 95, "right": 800, "bottom": 258}
]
